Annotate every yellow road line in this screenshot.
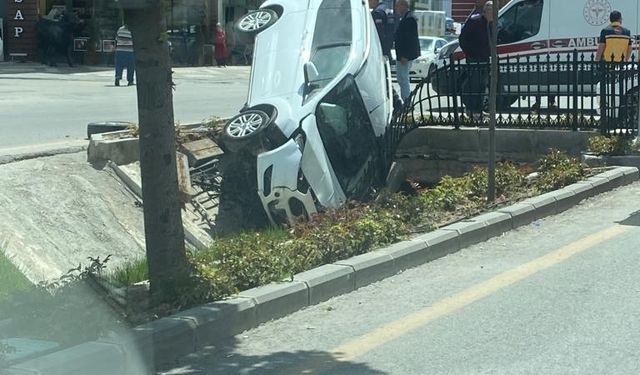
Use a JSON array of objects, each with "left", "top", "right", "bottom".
[{"left": 287, "top": 224, "right": 629, "bottom": 374}]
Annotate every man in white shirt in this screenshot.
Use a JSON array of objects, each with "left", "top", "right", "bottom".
[{"left": 115, "top": 24, "right": 135, "bottom": 86}]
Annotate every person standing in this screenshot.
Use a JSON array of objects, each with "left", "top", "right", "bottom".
[
  {"left": 115, "top": 24, "right": 135, "bottom": 87},
  {"left": 595, "top": 10, "right": 632, "bottom": 62},
  {"left": 368, "top": 0, "right": 394, "bottom": 60},
  {"left": 394, "top": 0, "right": 420, "bottom": 103},
  {"left": 214, "top": 23, "right": 229, "bottom": 67},
  {"left": 459, "top": 1, "right": 493, "bottom": 119},
  {"left": 466, "top": 0, "right": 487, "bottom": 21}
]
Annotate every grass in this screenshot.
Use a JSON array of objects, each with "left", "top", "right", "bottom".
[
  {"left": 0, "top": 252, "right": 32, "bottom": 303},
  {"left": 107, "top": 258, "right": 149, "bottom": 288}
]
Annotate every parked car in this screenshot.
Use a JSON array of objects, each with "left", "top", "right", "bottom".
[
  {"left": 390, "top": 36, "right": 449, "bottom": 81},
  {"left": 217, "top": 0, "right": 394, "bottom": 229}
]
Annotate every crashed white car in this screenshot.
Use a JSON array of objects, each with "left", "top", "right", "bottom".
[{"left": 219, "top": 0, "right": 394, "bottom": 226}]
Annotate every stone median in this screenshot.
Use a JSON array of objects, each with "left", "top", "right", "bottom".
[{"left": 4, "top": 166, "right": 638, "bottom": 374}]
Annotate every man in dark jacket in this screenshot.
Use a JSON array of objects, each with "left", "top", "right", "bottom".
[
  {"left": 459, "top": 1, "right": 493, "bottom": 119},
  {"left": 394, "top": 0, "right": 420, "bottom": 102},
  {"left": 369, "top": 0, "right": 394, "bottom": 60}
]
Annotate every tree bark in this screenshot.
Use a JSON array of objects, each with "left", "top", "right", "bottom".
[{"left": 123, "top": 2, "right": 190, "bottom": 303}]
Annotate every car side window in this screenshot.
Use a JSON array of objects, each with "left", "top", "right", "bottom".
[
  {"left": 497, "top": 0, "right": 543, "bottom": 45},
  {"left": 436, "top": 40, "right": 446, "bottom": 51},
  {"left": 315, "top": 75, "right": 378, "bottom": 196}
]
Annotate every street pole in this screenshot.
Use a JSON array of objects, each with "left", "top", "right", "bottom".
[{"left": 487, "top": 1, "right": 498, "bottom": 203}]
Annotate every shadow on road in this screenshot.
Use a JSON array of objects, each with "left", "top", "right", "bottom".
[
  {"left": 618, "top": 210, "right": 640, "bottom": 227},
  {"left": 156, "top": 339, "right": 389, "bottom": 375}
]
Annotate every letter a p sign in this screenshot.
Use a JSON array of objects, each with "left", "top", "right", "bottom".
[{"left": 14, "top": 27, "right": 24, "bottom": 37}]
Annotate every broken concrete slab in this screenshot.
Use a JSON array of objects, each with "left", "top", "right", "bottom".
[
  {"left": 179, "top": 138, "right": 223, "bottom": 167},
  {"left": 87, "top": 130, "right": 139, "bottom": 166}
]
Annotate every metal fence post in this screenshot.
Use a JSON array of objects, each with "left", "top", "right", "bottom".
[
  {"left": 572, "top": 49, "right": 579, "bottom": 131},
  {"left": 599, "top": 60, "right": 607, "bottom": 135},
  {"left": 450, "top": 55, "right": 460, "bottom": 129}
]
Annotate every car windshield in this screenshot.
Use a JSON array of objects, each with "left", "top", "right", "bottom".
[{"left": 420, "top": 38, "right": 435, "bottom": 52}]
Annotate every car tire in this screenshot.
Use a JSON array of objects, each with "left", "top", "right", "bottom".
[
  {"left": 428, "top": 63, "right": 436, "bottom": 79},
  {"left": 87, "top": 121, "right": 134, "bottom": 139},
  {"left": 496, "top": 95, "right": 519, "bottom": 110},
  {"left": 619, "top": 87, "right": 640, "bottom": 126},
  {"left": 220, "top": 109, "right": 271, "bottom": 154},
  {"left": 235, "top": 9, "right": 278, "bottom": 34}
]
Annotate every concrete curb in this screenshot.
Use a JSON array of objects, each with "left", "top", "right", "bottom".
[
  {"left": 6, "top": 166, "right": 638, "bottom": 374},
  {"left": 0, "top": 145, "right": 87, "bottom": 166}
]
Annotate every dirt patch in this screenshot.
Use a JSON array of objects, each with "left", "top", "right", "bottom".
[{"left": 0, "top": 153, "right": 146, "bottom": 283}]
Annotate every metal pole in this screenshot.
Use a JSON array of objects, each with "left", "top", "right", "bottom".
[
  {"left": 637, "top": 57, "right": 640, "bottom": 139},
  {"left": 487, "top": 2, "right": 498, "bottom": 203}
]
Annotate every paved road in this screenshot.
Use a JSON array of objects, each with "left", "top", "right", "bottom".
[
  {"left": 0, "top": 63, "right": 250, "bottom": 149},
  {"left": 158, "top": 182, "right": 640, "bottom": 375}
]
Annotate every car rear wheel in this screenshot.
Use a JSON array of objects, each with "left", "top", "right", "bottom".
[
  {"left": 620, "top": 87, "right": 640, "bottom": 126},
  {"left": 235, "top": 9, "right": 278, "bottom": 34},
  {"left": 221, "top": 110, "right": 271, "bottom": 154}
]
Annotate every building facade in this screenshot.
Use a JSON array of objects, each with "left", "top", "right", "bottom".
[
  {"left": 451, "top": 0, "right": 475, "bottom": 22},
  {"left": 0, "top": 0, "right": 263, "bottom": 65}
]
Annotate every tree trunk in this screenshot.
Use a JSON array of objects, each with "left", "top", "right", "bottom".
[{"left": 123, "top": 3, "right": 190, "bottom": 304}]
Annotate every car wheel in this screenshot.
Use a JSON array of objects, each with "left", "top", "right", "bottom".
[
  {"left": 235, "top": 9, "right": 278, "bottom": 34},
  {"left": 428, "top": 63, "right": 436, "bottom": 79},
  {"left": 221, "top": 110, "right": 271, "bottom": 154},
  {"left": 619, "top": 87, "right": 640, "bottom": 126}
]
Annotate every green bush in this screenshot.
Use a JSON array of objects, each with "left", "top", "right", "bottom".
[
  {"left": 587, "top": 135, "right": 632, "bottom": 156},
  {"left": 190, "top": 229, "right": 291, "bottom": 301},
  {"left": 83, "top": 151, "right": 587, "bottom": 312},
  {"left": 535, "top": 149, "right": 584, "bottom": 192}
]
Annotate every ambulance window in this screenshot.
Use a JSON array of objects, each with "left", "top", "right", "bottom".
[{"left": 497, "top": 0, "right": 544, "bottom": 44}]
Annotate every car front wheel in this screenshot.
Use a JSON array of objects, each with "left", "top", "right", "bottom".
[{"left": 221, "top": 110, "right": 271, "bottom": 154}]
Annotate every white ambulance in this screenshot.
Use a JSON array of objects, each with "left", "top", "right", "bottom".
[{"left": 435, "top": 0, "right": 639, "bottom": 109}]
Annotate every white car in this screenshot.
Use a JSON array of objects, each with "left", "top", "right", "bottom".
[
  {"left": 218, "top": 0, "right": 394, "bottom": 227},
  {"left": 391, "top": 36, "right": 449, "bottom": 80}
]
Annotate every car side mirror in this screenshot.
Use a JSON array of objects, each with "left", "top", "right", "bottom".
[
  {"left": 304, "top": 62, "right": 320, "bottom": 84},
  {"left": 435, "top": 47, "right": 441, "bottom": 54}
]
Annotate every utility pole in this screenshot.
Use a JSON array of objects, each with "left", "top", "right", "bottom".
[{"left": 487, "top": 0, "right": 498, "bottom": 203}]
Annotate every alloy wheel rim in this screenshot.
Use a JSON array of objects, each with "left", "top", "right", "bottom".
[
  {"left": 226, "top": 113, "right": 264, "bottom": 137},
  {"left": 239, "top": 11, "right": 272, "bottom": 32}
]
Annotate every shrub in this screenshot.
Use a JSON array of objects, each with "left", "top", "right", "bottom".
[
  {"left": 587, "top": 135, "right": 632, "bottom": 156},
  {"left": 462, "top": 163, "right": 526, "bottom": 200},
  {"left": 419, "top": 176, "right": 471, "bottom": 211},
  {"left": 190, "top": 229, "right": 291, "bottom": 300},
  {"left": 535, "top": 149, "right": 584, "bottom": 192}
]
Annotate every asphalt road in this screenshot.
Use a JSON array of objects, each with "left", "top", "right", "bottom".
[
  {"left": 158, "top": 182, "right": 640, "bottom": 375},
  {"left": 0, "top": 63, "right": 251, "bottom": 150}
]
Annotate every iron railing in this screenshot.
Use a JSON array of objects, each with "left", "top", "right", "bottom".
[{"left": 391, "top": 50, "right": 640, "bottom": 143}]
